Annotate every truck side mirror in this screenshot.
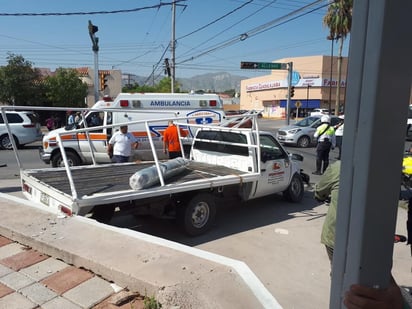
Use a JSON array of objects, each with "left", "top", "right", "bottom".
[{"left": 290, "top": 153, "right": 304, "bottom": 161}]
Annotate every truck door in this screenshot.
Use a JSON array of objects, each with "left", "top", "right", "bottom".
[
  {"left": 251, "top": 134, "right": 292, "bottom": 199},
  {"left": 79, "top": 111, "right": 110, "bottom": 163}
]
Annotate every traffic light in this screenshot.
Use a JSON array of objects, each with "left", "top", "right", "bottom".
[
  {"left": 164, "top": 58, "right": 171, "bottom": 77},
  {"left": 290, "top": 86, "right": 295, "bottom": 98},
  {"left": 88, "top": 20, "right": 98, "bottom": 35},
  {"left": 99, "top": 73, "right": 108, "bottom": 91}
]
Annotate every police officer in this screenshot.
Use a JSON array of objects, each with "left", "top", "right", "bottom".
[{"left": 312, "top": 115, "right": 336, "bottom": 175}]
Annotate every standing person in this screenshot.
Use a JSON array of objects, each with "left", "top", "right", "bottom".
[
  {"left": 74, "top": 112, "right": 81, "bottom": 124},
  {"left": 334, "top": 116, "right": 344, "bottom": 160},
  {"left": 314, "top": 160, "right": 341, "bottom": 263},
  {"left": 107, "top": 125, "right": 139, "bottom": 163},
  {"left": 45, "top": 115, "right": 55, "bottom": 131},
  {"left": 163, "top": 120, "right": 186, "bottom": 159},
  {"left": 312, "top": 115, "right": 336, "bottom": 175},
  {"left": 316, "top": 162, "right": 412, "bottom": 309},
  {"left": 67, "top": 111, "right": 75, "bottom": 125}
]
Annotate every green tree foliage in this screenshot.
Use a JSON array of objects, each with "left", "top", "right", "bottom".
[
  {"left": 323, "top": 0, "right": 353, "bottom": 115},
  {"left": 122, "top": 77, "right": 181, "bottom": 93},
  {"left": 44, "top": 68, "right": 88, "bottom": 107},
  {"left": 0, "top": 53, "right": 41, "bottom": 106}
]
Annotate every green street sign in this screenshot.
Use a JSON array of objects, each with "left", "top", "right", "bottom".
[{"left": 240, "top": 62, "right": 287, "bottom": 70}]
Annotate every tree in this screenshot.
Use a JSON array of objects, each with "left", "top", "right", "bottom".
[
  {"left": 44, "top": 68, "right": 88, "bottom": 107},
  {"left": 323, "top": 0, "right": 353, "bottom": 115},
  {"left": 0, "top": 53, "right": 41, "bottom": 106},
  {"left": 122, "top": 77, "right": 181, "bottom": 93}
]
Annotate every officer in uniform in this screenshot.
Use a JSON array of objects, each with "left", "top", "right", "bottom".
[{"left": 312, "top": 115, "right": 336, "bottom": 175}]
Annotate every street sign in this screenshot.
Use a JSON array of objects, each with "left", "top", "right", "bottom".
[
  {"left": 295, "top": 101, "right": 302, "bottom": 108},
  {"left": 240, "top": 62, "right": 287, "bottom": 70}
]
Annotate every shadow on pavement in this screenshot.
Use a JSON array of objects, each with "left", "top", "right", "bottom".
[{"left": 109, "top": 190, "right": 323, "bottom": 247}]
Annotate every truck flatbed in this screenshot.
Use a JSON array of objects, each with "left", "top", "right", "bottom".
[{"left": 21, "top": 161, "right": 259, "bottom": 215}]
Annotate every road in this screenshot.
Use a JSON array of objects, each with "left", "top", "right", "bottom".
[{"left": 0, "top": 121, "right": 410, "bottom": 308}]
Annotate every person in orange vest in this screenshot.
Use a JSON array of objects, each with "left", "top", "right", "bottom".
[{"left": 163, "top": 120, "right": 187, "bottom": 159}]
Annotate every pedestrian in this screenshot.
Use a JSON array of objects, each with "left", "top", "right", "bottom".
[
  {"left": 107, "top": 125, "right": 139, "bottom": 163},
  {"left": 67, "top": 111, "right": 75, "bottom": 125},
  {"left": 334, "top": 116, "right": 344, "bottom": 160},
  {"left": 163, "top": 120, "right": 187, "bottom": 159},
  {"left": 45, "top": 115, "right": 55, "bottom": 131},
  {"left": 74, "top": 112, "right": 82, "bottom": 124},
  {"left": 312, "top": 115, "right": 336, "bottom": 175},
  {"left": 314, "top": 160, "right": 340, "bottom": 262},
  {"left": 315, "top": 161, "right": 412, "bottom": 309}
]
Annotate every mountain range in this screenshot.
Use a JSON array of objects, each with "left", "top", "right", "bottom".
[{"left": 123, "top": 72, "right": 248, "bottom": 92}]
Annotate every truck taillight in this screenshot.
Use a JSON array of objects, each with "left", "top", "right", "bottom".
[
  {"left": 22, "top": 182, "right": 32, "bottom": 194},
  {"left": 120, "top": 100, "right": 129, "bottom": 107},
  {"left": 60, "top": 205, "right": 72, "bottom": 217},
  {"left": 209, "top": 100, "right": 217, "bottom": 107}
]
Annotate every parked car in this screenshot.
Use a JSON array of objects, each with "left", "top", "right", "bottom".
[
  {"left": 310, "top": 108, "right": 329, "bottom": 116},
  {"left": 276, "top": 115, "right": 342, "bottom": 148},
  {"left": 225, "top": 110, "right": 263, "bottom": 118},
  {"left": 0, "top": 111, "right": 42, "bottom": 149}
]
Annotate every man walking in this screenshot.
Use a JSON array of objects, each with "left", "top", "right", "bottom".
[
  {"left": 107, "top": 125, "right": 139, "bottom": 163},
  {"left": 163, "top": 120, "right": 186, "bottom": 159},
  {"left": 312, "top": 115, "right": 336, "bottom": 175}
]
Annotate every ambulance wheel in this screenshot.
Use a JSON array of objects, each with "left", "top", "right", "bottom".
[
  {"left": 91, "top": 205, "right": 115, "bottom": 223},
  {"left": 51, "top": 151, "right": 81, "bottom": 167},
  {"left": 283, "top": 173, "right": 304, "bottom": 202},
  {"left": 178, "top": 193, "right": 216, "bottom": 236}
]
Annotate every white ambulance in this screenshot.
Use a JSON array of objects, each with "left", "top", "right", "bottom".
[{"left": 40, "top": 92, "right": 225, "bottom": 167}]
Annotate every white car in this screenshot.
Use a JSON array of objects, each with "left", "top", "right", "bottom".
[
  {"left": 0, "top": 111, "right": 42, "bottom": 149},
  {"left": 310, "top": 108, "right": 329, "bottom": 116}
]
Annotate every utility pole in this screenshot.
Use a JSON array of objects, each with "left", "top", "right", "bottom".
[
  {"left": 171, "top": 1, "right": 176, "bottom": 93},
  {"left": 88, "top": 20, "right": 99, "bottom": 103},
  {"left": 286, "top": 62, "right": 293, "bottom": 125}
]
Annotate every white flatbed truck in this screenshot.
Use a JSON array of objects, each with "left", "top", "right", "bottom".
[{"left": 5, "top": 106, "right": 309, "bottom": 235}]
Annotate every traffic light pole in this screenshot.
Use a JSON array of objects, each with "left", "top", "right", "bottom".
[
  {"left": 88, "top": 20, "right": 99, "bottom": 103},
  {"left": 286, "top": 62, "right": 293, "bottom": 125}
]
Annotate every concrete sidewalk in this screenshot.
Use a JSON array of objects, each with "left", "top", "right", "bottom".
[{"left": 0, "top": 193, "right": 280, "bottom": 309}]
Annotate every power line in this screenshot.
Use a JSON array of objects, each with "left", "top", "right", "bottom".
[
  {"left": 177, "top": 0, "right": 327, "bottom": 65},
  {"left": 0, "top": 1, "right": 186, "bottom": 17}
]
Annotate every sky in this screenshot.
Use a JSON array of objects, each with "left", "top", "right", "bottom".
[{"left": 0, "top": 0, "right": 349, "bottom": 82}]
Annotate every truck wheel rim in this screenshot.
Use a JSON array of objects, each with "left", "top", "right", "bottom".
[
  {"left": 291, "top": 178, "right": 301, "bottom": 195},
  {"left": 191, "top": 202, "right": 209, "bottom": 228}
]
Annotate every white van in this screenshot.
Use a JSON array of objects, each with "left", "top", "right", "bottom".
[{"left": 40, "top": 93, "right": 225, "bottom": 167}]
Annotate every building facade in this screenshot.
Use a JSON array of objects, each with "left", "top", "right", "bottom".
[
  {"left": 77, "top": 68, "right": 122, "bottom": 107},
  {"left": 240, "top": 55, "right": 348, "bottom": 118}
]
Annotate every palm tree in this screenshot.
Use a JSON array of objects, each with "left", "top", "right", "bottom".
[{"left": 323, "top": 0, "right": 353, "bottom": 115}]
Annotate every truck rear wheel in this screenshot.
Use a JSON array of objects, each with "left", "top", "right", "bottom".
[
  {"left": 178, "top": 193, "right": 216, "bottom": 236},
  {"left": 283, "top": 173, "right": 304, "bottom": 202}
]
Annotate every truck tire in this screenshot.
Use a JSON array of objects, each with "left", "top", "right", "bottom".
[
  {"left": 178, "top": 193, "right": 216, "bottom": 236},
  {"left": 297, "top": 136, "right": 311, "bottom": 148},
  {"left": 90, "top": 205, "right": 115, "bottom": 223},
  {"left": 51, "top": 151, "right": 81, "bottom": 167},
  {"left": 283, "top": 173, "right": 304, "bottom": 202}
]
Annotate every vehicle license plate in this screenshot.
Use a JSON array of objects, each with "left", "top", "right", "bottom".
[{"left": 40, "top": 192, "right": 50, "bottom": 206}]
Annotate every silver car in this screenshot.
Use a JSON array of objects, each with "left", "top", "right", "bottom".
[
  {"left": 276, "top": 115, "right": 342, "bottom": 148},
  {"left": 0, "top": 111, "right": 42, "bottom": 149}
]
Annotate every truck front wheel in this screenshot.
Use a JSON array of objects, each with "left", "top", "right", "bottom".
[
  {"left": 51, "top": 151, "right": 81, "bottom": 167},
  {"left": 283, "top": 173, "right": 304, "bottom": 202},
  {"left": 178, "top": 193, "right": 216, "bottom": 236}
]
